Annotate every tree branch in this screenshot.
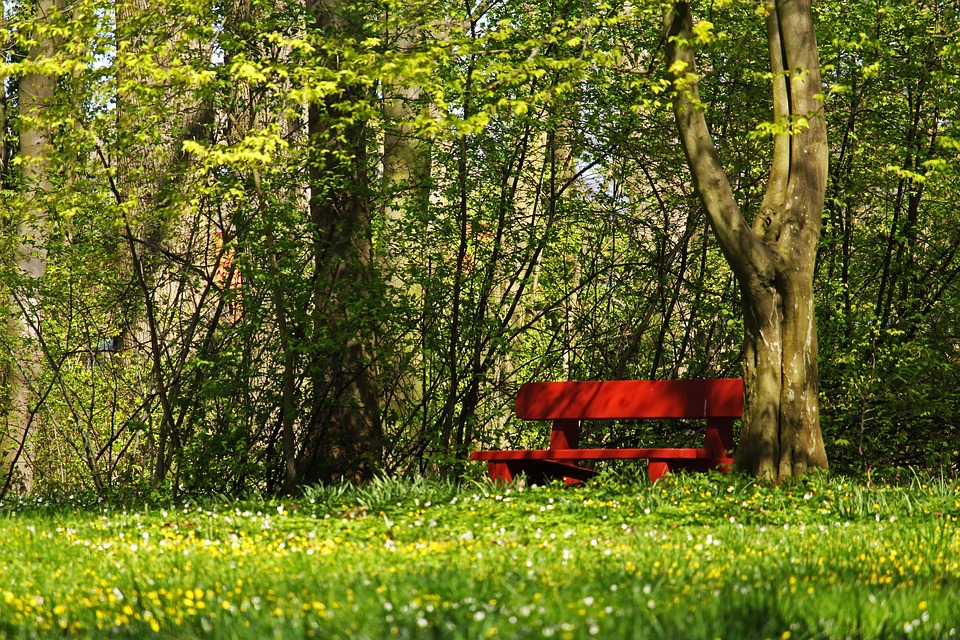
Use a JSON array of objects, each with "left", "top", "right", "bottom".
[
  {"left": 664, "top": 1, "right": 772, "bottom": 283},
  {"left": 758, "top": 1, "right": 790, "bottom": 241}
]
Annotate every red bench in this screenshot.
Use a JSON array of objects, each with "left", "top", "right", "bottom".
[{"left": 471, "top": 378, "right": 743, "bottom": 483}]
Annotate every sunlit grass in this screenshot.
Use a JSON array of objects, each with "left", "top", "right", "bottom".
[{"left": 1, "top": 471, "right": 959, "bottom": 638}]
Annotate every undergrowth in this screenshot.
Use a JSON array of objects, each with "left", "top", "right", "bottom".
[{"left": 0, "top": 471, "right": 958, "bottom": 638}]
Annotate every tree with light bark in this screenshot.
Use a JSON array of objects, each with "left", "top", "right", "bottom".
[
  {"left": 1, "top": 0, "right": 65, "bottom": 495},
  {"left": 665, "top": 0, "right": 829, "bottom": 480}
]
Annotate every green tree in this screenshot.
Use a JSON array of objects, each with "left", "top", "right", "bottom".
[{"left": 815, "top": 0, "right": 960, "bottom": 474}]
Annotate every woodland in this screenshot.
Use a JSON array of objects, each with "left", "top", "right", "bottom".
[{"left": 0, "top": 0, "right": 958, "bottom": 499}]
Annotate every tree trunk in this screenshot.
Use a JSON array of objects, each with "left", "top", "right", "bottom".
[
  {"left": 2, "top": 0, "right": 64, "bottom": 496},
  {"left": 298, "top": 0, "right": 383, "bottom": 486},
  {"left": 665, "top": 0, "right": 828, "bottom": 481}
]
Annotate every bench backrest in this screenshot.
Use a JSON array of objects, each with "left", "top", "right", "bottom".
[{"left": 515, "top": 378, "right": 743, "bottom": 421}]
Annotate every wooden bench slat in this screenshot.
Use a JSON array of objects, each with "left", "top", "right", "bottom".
[{"left": 515, "top": 378, "right": 743, "bottom": 420}]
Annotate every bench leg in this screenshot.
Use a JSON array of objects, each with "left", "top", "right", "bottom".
[
  {"left": 488, "top": 462, "right": 514, "bottom": 483},
  {"left": 648, "top": 461, "right": 669, "bottom": 483}
]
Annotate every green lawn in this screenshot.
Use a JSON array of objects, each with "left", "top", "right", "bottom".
[{"left": 1, "top": 472, "right": 959, "bottom": 639}]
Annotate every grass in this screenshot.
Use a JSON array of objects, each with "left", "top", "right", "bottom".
[{"left": 1, "top": 471, "right": 960, "bottom": 639}]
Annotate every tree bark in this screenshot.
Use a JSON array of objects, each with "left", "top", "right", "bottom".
[
  {"left": 665, "top": 0, "right": 828, "bottom": 481},
  {"left": 1, "top": 0, "right": 64, "bottom": 496},
  {"left": 298, "top": 0, "right": 383, "bottom": 486}
]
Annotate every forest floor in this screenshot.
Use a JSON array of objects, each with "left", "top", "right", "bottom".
[{"left": 0, "top": 471, "right": 959, "bottom": 638}]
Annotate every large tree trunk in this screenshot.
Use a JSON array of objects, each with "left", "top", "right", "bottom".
[
  {"left": 665, "top": 0, "right": 828, "bottom": 481},
  {"left": 297, "top": 0, "right": 383, "bottom": 487}
]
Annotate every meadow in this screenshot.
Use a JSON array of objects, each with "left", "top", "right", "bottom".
[{"left": 1, "top": 471, "right": 959, "bottom": 639}]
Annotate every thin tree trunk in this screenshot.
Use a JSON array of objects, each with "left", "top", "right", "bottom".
[{"left": 379, "top": 26, "right": 432, "bottom": 438}]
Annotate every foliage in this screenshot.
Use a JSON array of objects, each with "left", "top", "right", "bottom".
[
  {"left": 0, "top": 0, "right": 958, "bottom": 497},
  {"left": 816, "top": 0, "right": 960, "bottom": 476}
]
